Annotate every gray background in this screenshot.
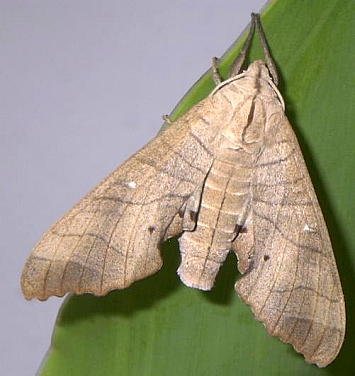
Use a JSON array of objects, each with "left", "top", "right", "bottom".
[{"left": 1, "top": 1, "right": 266, "bottom": 374}]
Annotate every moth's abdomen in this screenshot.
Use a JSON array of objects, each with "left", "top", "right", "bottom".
[{"left": 178, "top": 149, "right": 253, "bottom": 290}]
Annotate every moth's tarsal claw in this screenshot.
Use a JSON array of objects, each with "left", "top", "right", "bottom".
[{"left": 162, "top": 114, "right": 173, "bottom": 124}]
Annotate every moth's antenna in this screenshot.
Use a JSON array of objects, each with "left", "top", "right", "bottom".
[
  {"left": 229, "top": 13, "right": 256, "bottom": 78},
  {"left": 229, "top": 13, "right": 279, "bottom": 86},
  {"left": 253, "top": 13, "right": 279, "bottom": 85}
]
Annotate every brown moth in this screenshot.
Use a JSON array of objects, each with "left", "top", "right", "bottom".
[{"left": 21, "top": 14, "right": 345, "bottom": 368}]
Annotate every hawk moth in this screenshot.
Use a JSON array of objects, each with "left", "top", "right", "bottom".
[{"left": 21, "top": 13, "right": 345, "bottom": 367}]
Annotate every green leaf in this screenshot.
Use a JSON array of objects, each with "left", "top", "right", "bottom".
[{"left": 40, "top": 0, "right": 355, "bottom": 375}]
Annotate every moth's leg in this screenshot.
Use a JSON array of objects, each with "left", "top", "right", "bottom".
[
  {"left": 254, "top": 13, "right": 279, "bottom": 85},
  {"left": 162, "top": 114, "right": 173, "bottom": 124},
  {"left": 166, "top": 180, "right": 203, "bottom": 240},
  {"left": 211, "top": 57, "right": 223, "bottom": 85},
  {"left": 229, "top": 13, "right": 256, "bottom": 77},
  {"left": 182, "top": 185, "right": 203, "bottom": 231},
  {"left": 164, "top": 211, "right": 183, "bottom": 241}
]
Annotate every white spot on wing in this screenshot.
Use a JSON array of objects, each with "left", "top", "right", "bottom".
[
  {"left": 126, "top": 181, "right": 137, "bottom": 189},
  {"left": 303, "top": 224, "right": 316, "bottom": 232}
]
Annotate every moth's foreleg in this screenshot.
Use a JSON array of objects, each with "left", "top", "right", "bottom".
[{"left": 211, "top": 57, "right": 223, "bottom": 85}]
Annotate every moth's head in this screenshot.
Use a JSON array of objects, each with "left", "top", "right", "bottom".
[{"left": 245, "top": 60, "right": 272, "bottom": 81}]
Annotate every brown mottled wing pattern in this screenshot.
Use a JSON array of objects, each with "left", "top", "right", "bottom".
[
  {"left": 235, "top": 113, "right": 345, "bottom": 367},
  {"left": 21, "top": 100, "right": 221, "bottom": 300}
]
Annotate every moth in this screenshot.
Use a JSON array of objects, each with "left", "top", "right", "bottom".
[{"left": 21, "top": 14, "right": 345, "bottom": 367}]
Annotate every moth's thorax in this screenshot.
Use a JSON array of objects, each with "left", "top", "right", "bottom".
[
  {"left": 210, "top": 61, "right": 284, "bottom": 154},
  {"left": 212, "top": 60, "right": 278, "bottom": 102}
]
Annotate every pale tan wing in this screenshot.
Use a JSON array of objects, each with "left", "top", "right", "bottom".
[
  {"left": 21, "top": 99, "right": 221, "bottom": 300},
  {"left": 234, "top": 113, "right": 345, "bottom": 367}
]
